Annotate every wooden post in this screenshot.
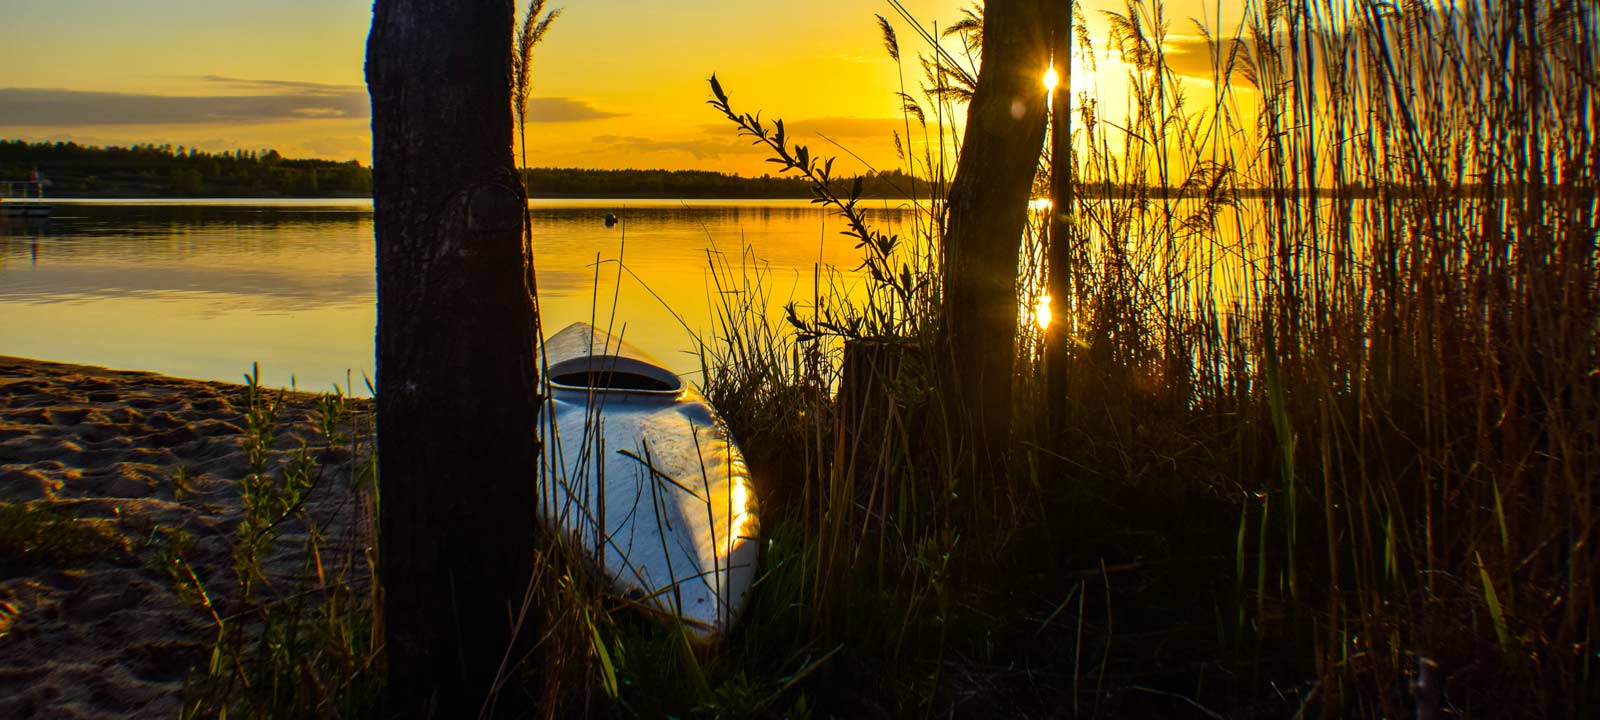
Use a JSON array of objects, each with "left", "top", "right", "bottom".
[{"left": 838, "top": 338, "right": 905, "bottom": 500}]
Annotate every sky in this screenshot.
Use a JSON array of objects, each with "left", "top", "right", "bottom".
[{"left": 0, "top": 0, "right": 1243, "bottom": 176}]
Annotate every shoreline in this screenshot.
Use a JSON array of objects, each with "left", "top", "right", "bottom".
[{"left": 0, "top": 355, "right": 372, "bottom": 718}]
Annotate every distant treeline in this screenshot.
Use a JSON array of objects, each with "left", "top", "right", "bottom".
[
  {"left": 0, "top": 140, "right": 935, "bottom": 199},
  {"left": 5, "top": 139, "right": 1546, "bottom": 201},
  {"left": 0, "top": 140, "right": 373, "bottom": 197}
]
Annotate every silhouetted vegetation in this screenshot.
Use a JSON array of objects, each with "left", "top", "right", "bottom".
[
  {"left": 610, "top": 1, "right": 1600, "bottom": 717},
  {"left": 133, "top": 0, "right": 1596, "bottom": 717},
  {"left": 0, "top": 140, "right": 373, "bottom": 197},
  {"left": 0, "top": 139, "right": 932, "bottom": 200}
]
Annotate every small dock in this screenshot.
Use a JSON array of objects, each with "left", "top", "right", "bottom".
[{"left": 1, "top": 179, "right": 52, "bottom": 218}]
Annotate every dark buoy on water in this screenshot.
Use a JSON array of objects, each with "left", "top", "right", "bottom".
[{"left": 604, "top": 212, "right": 619, "bottom": 227}]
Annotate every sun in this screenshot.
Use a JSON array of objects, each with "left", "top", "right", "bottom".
[
  {"left": 1043, "top": 65, "right": 1060, "bottom": 92},
  {"left": 1035, "top": 294, "right": 1053, "bottom": 330}
]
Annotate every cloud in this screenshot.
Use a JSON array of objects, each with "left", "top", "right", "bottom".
[
  {"left": 1160, "top": 36, "right": 1255, "bottom": 81},
  {"left": 0, "top": 86, "right": 369, "bottom": 126},
  {"left": 590, "top": 115, "right": 925, "bottom": 165},
  {"left": 591, "top": 134, "right": 745, "bottom": 160},
  {"left": 0, "top": 79, "right": 620, "bottom": 127},
  {"left": 198, "top": 75, "right": 359, "bottom": 95},
  {"left": 525, "top": 97, "right": 624, "bottom": 123},
  {"left": 295, "top": 133, "right": 373, "bottom": 161},
  {"left": 789, "top": 116, "right": 905, "bottom": 139}
]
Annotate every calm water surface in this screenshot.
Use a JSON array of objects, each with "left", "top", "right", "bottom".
[{"left": 0, "top": 199, "right": 912, "bottom": 395}]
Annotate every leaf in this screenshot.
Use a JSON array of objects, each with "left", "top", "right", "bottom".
[
  {"left": 1476, "top": 552, "right": 1512, "bottom": 652},
  {"left": 587, "top": 613, "right": 620, "bottom": 698},
  {"left": 709, "top": 74, "right": 727, "bottom": 106}
]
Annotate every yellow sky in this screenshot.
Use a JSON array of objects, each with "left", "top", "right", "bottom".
[{"left": 0, "top": 0, "right": 1241, "bottom": 175}]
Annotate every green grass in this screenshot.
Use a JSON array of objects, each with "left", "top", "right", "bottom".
[{"left": 167, "top": 368, "right": 383, "bottom": 719}]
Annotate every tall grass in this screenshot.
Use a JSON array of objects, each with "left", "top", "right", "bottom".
[
  {"left": 170, "top": 0, "right": 1594, "bottom": 715},
  {"left": 1051, "top": 0, "right": 1596, "bottom": 714},
  {"left": 680, "top": 0, "right": 1597, "bottom": 716}
]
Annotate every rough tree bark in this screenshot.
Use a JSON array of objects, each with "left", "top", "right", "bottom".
[
  {"left": 940, "top": 0, "right": 1051, "bottom": 463},
  {"left": 366, "top": 1, "right": 543, "bottom": 715}
]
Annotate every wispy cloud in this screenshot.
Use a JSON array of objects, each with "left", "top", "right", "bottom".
[
  {"left": 592, "top": 134, "right": 745, "bottom": 160},
  {"left": 789, "top": 116, "right": 906, "bottom": 139},
  {"left": 1160, "top": 36, "right": 1255, "bottom": 81},
  {"left": 590, "top": 115, "right": 917, "bottom": 165},
  {"left": 0, "top": 87, "right": 368, "bottom": 126},
  {"left": 525, "top": 97, "right": 624, "bottom": 123},
  {"left": 198, "top": 75, "right": 359, "bottom": 95},
  {"left": 0, "top": 78, "right": 621, "bottom": 126}
]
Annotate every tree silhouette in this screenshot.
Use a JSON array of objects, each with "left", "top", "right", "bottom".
[
  {"left": 367, "top": 0, "right": 544, "bottom": 714},
  {"left": 939, "top": 0, "right": 1051, "bottom": 463}
]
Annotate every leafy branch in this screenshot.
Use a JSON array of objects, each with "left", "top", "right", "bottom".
[{"left": 707, "top": 75, "right": 927, "bottom": 341}]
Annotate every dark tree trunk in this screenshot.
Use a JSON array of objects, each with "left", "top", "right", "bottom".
[
  {"left": 940, "top": 0, "right": 1051, "bottom": 463},
  {"left": 1044, "top": 1, "right": 1074, "bottom": 450},
  {"left": 366, "top": 1, "right": 543, "bottom": 715}
]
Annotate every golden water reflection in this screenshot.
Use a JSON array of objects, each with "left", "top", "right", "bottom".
[{"left": 0, "top": 199, "right": 912, "bottom": 395}]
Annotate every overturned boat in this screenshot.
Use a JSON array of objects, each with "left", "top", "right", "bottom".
[{"left": 537, "top": 322, "right": 759, "bottom": 640}]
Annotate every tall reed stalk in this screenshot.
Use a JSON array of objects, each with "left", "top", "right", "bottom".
[{"left": 691, "top": 0, "right": 1597, "bottom": 715}]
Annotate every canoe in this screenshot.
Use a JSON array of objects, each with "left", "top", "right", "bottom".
[{"left": 538, "top": 322, "right": 759, "bottom": 640}]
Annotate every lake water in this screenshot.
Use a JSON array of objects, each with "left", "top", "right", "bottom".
[{"left": 0, "top": 199, "right": 914, "bottom": 396}]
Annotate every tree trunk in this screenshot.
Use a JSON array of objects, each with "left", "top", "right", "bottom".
[
  {"left": 940, "top": 0, "right": 1051, "bottom": 463},
  {"left": 1044, "top": 1, "right": 1074, "bottom": 451},
  {"left": 367, "top": 1, "right": 543, "bottom": 715}
]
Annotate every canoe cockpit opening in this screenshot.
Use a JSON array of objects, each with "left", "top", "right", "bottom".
[
  {"left": 550, "top": 370, "right": 675, "bottom": 392},
  {"left": 545, "top": 355, "right": 684, "bottom": 395}
]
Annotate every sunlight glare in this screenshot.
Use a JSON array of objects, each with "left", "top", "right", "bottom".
[
  {"left": 1043, "top": 65, "right": 1060, "bottom": 92},
  {"left": 1035, "top": 294, "right": 1053, "bottom": 330},
  {"left": 1029, "top": 197, "right": 1052, "bottom": 212}
]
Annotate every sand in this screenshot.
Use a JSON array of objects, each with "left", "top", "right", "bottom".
[{"left": 0, "top": 356, "right": 373, "bottom": 718}]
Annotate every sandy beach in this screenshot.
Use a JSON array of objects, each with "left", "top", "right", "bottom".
[{"left": 0, "top": 356, "right": 372, "bottom": 718}]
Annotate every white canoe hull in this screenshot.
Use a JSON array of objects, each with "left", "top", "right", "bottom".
[{"left": 537, "top": 323, "right": 758, "bottom": 640}]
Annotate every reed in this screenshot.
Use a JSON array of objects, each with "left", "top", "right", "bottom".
[
  {"left": 668, "top": 0, "right": 1598, "bottom": 716},
  {"left": 174, "top": 0, "right": 1595, "bottom": 715},
  {"left": 1046, "top": 0, "right": 1596, "bottom": 714}
]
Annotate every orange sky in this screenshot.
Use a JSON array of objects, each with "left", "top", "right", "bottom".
[{"left": 0, "top": 0, "right": 1242, "bottom": 176}]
